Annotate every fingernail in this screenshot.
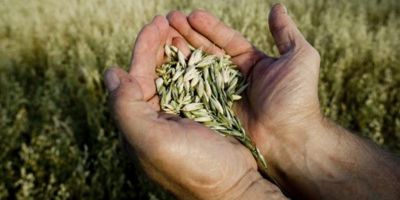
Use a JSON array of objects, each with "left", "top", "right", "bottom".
[{"left": 104, "top": 69, "right": 120, "bottom": 92}]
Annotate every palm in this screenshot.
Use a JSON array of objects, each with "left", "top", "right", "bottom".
[
  {"left": 242, "top": 49, "right": 320, "bottom": 144},
  {"left": 140, "top": 119, "right": 257, "bottom": 199},
  {"left": 116, "top": 94, "right": 257, "bottom": 199}
]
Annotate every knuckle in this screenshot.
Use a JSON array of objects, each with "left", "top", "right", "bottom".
[
  {"left": 153, "top": 15, "right": 164, "bottom": 21},
  {"left": 301, "top": 45, "right": 321, "bottom": 72},
  {"left": 142, "top": 23, "right": 155, "bottom": 33},
  {"left": 153, "top": 15, "right": 168, "bottom": 28},
  {"left": 110, "top": 83, "right": 132, "bottom": 112},
  {"left": 308, "top": 46, "right": 321, "bottom": 61},
  {"left": 300, "top": 44, "right": 320, "bottom": 61},
  {"left": 111, "top": 90, "right": 127, "bottom": 114},
  {"left": 204, "top": 43, "right": 217, "bottom": 53}
]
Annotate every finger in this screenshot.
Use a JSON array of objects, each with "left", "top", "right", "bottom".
[
  {"left": 166, "top": 26, "right": 183, "bottom": 45},
  {"left": 187, "top": 10, "right": 253, "bottom": 57},
  {"left": 186, "top": 10, "right": 269, "bottom": 76},
  {"left": 129, "top": 16, "right": 169, "bottom": 100},
  {"left": 161, "top": 27, "right": 188, "bottom": 63},
  {"left": 130, "top": 15, "right": 169, "bottom": 77},
  {"left": 167, "top": 10, "right": 224, "bottom": 56},
  {"left": 154, "top": 16, "right": 170, "bottom": 67},
  {"left": 268, "top": 3, "right": 309, "bottom": 55},
  {"left": 105, "top": 67, "right": 143, "bottom": 101},
  {"left": 171, "top": 37, "right": 191, "bottom": 58}
]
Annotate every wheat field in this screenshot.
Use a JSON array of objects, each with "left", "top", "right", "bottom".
[{"left": 1, "top": 0, "right": 399, "bottom": 199}]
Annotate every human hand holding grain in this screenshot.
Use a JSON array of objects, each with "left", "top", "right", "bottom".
[
  {"left": 104, "top": 3, "right": 400, "bottom": 199},
  {"left": 167, "top": 3, "right": 400, "bottom": 199},
  {"left": 104, "top": 15, "right": 286, "bottom": 200}
]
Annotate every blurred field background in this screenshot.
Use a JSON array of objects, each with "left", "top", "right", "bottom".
[{"left": 1, "top": 0, "right": 399, "bottom": 199}]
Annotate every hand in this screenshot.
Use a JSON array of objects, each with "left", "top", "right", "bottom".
[
  {"left": 167, "top": 4, "right": 400, "bottom": 200},
  {"left": 167, "top": 3, "right": 323, "bottom": 197},
  {"left": 167, "top": 4, "right": 321, "bottom": 175},
  {"left": 104, "top": 16, "right": 285, "bottom": 199}
]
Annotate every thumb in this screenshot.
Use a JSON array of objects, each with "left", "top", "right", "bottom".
[
  {"left": 104, "top": 67, "right": 144, "bottom": 101},
  {"left": 104, "top": 67, "right": 163, "bottom": 149},
  {"left": 268, "top": 3, "right": 308, "bottom": 55}
]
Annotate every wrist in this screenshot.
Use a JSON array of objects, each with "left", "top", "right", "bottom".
[
  {"left": 261, "top": 114, "right": 326, "bottom": 171},
  {"left": 262, "top": 116, "right": 356, "bottom": 198}
]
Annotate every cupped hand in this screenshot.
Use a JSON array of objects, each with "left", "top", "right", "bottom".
[
  {"left": 104, "top": 16, "right": 284, "bottom": 199},
  {"left": 167, "top": 4, "right": 322, "bottom": 178}
]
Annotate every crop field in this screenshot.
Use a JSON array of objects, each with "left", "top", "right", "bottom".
[{"left": 1, "top": 0, "right": 399, "bottom": 199}]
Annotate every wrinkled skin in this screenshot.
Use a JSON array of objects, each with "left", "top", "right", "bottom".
[{"left": 104, "top": 3, "right": 319, "bottom": 199}]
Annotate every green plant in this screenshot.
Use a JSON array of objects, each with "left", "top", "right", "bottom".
[{"left": 0, "top": 0, "right": 399, "bottom": 199}]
